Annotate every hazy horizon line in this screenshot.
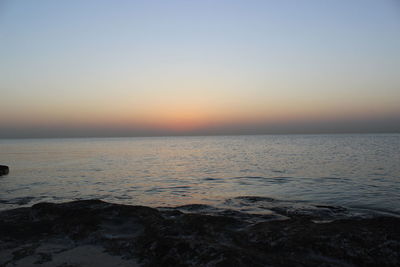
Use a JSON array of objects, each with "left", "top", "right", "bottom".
[
  {"left": 2, "top": 114, "right": 399, "bottom": 139},
  {"left": 1, "top": 131, "right": 399, "bottom": 140}
]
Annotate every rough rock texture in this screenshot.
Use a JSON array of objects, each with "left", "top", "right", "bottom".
[
  {"left": 0, "top": 200, "right": 399, "bottom": 266},
  {"left": 0, "top": 165, "right": 9, "bottom": 176}
]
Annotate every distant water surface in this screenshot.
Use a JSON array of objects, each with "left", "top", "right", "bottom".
[{"left": 0, "top": 134, "right": 399, "bottom": 214}]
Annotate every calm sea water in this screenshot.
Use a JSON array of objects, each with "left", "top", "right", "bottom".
[{"left": 0, "top": 134, "right": 399, "bottom": 214}]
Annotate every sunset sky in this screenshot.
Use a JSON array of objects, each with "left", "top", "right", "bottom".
[{"left": 1, "top": 0, "right": 400, "bottom": 137}]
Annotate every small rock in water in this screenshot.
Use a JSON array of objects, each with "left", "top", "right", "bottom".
[{"left": 0, "top": 165, "right": 9, "bottom": 176}]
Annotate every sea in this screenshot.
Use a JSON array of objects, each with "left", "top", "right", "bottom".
[{"left": 0, "top": 134, "right": 399, "bottom": 216}]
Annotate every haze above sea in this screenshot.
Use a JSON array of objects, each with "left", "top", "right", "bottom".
[{"left": 0, "top": 134, "right": 399, "bottom": 214}]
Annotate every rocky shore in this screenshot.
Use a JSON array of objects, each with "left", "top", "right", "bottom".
[{"left": 0, "top": 199, "right": 399, "bottom": 266}]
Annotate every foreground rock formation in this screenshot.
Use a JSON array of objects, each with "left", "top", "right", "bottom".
[
  {"left": 0, "top": 165, "right": 9, "bottom": 176},
  {"left": 0, "top": 199, "right": 399, "bottom": 266}
]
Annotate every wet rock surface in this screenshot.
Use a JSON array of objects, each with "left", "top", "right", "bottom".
[
  {"left": 0, "top": 199, "right": 399, "bottom": 266},
  {"left": 0, "top": 165, "right": 9, "bottom": 176}
]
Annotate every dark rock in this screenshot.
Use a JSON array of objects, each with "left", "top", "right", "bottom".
[
  {"left": 0, "top": 165, "right": 9, "bottom": 176},
  {"left": 0, "top": 200, "right": 399, "bottom": 266}
]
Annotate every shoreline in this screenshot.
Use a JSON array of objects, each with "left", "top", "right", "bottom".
[{"left": 1, "top": 199, "right": 399, "bottom": 266}]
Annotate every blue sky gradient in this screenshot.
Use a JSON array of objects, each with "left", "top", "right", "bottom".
[{"left": 1, "top": 0, "right": 399, "bottom": 137}]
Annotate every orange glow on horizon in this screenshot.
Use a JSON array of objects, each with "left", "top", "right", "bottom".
[{"left": 2, "top": 94, "right": 399, "bottom": 134}]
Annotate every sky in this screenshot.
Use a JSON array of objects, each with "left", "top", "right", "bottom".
[{"left": 1, "top": 0, "right": 399, "bottom": 137}]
